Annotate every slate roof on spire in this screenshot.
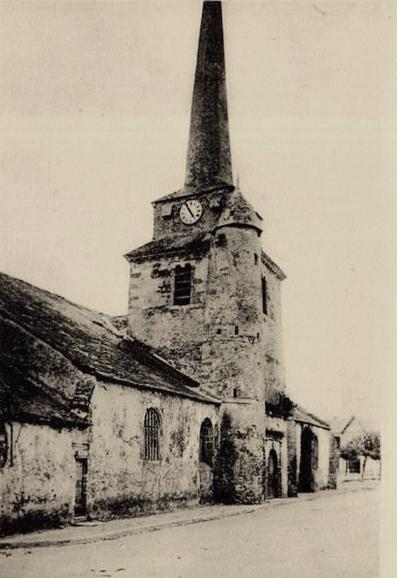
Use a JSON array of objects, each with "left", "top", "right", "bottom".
[
  {"left": 184, "top": 1, "right": 233, "bottom": 191},
  {"left": 215, "top": 189, "right": 263, "bottom": 234}
]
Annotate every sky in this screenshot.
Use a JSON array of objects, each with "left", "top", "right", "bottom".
[{"left": 1, "top": 0, "right": 395, "bottom": 425}]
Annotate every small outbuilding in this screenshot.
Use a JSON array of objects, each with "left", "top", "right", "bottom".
[{"left": 287, "top": 405, "right": 338, "bottom": 496}]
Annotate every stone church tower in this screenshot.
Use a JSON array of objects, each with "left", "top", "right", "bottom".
[{"left": 125, "top": 1, "right": 286, "bottom": 503}]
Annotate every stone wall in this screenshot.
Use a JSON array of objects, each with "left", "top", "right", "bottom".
[
  {"left": 203, "top": 227, "right": 265, "bottom": 400},
  {"left": 128, "top": 253, "right": 208, "bottom": 379},
  {"left": 0, "top": 421, "right": 84, "bottom": 535},
  {"left": 127, "top": 196, "right": 289, "bottom": 504},
  {"left": 261, "top": 259, "right": 286, "bottom": 402},
  {"left": 286, "top": 419, "right": 298, "bottom": 497},
  {"left": 215, "top": 402, "right": 265, "bottom": 504},
  {"left": 88, "top": 383, "right": 219, "bottom": 518}
]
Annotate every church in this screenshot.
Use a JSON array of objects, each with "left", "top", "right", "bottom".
[{"left": 0, "top": 1, "right": 337, "bottom": 535}]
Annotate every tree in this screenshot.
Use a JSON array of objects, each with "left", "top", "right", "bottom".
[{"left": 340, "top": 431, "right": 381, "bottom": 480}]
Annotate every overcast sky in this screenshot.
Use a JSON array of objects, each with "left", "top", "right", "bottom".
[{"left": 1, "top": 1, "right": 395, "bottom": 424}]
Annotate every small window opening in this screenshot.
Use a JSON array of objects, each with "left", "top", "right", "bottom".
[
  {"left": 257, "top": 332, "right": 260, "bottom": 339},
  {"left": 199, "top": 419, "right": 214, "bottom": 466},
  {"left": 254, "top": 253, "right": 258, "bottom": 265},
  {"left": 262, "top": 277, "right": 268, "bottom": 315},
  {"left": 233, "top": 388, "right": 239, "bottom": 399},
  {"left": 144, "top": 408, "right": 161, "bottom": 461},
  {"left": 215, "top": 233, "right": 227, "bottom": 247},
  {"left": 348, "top": 456, "right": 361, "bottom": 474},
  {"left": 217, "top": 328, "right": 222, "bottom": 335},
  {"left": 174, "top": 264, "right": 192, "bottom": 306},
  {"left": 0, "top": 422, "right": 8, "bottom": 468},
  {"left": 235, "top": 326, "right": 239, "bottom": 335}
]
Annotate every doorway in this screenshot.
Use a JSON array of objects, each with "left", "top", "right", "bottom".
[
  {"left": 267, "top": 448, "right": 280, "bottom": 499},
  {"left": 74, "top": 457, "right": 88, "bottom": 517},
  {"left": 299, "top": 427, "right": 318, "bottom": 492}
]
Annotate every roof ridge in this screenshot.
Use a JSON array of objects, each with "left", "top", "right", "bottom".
[
  {"left": 293, "top": 404, "right": 331, "bottom": 429},
  {"left": 0, "top": 271, "right": 113, "bottom": 321}
]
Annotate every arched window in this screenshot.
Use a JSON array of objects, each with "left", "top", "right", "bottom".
[
  {"left": 199, "top": 418, "right": 214, "bottom": 466},
  {"left": 0, "top": 422, "right": 8, "bottom": 468},
  {"left": 174, "top": 264, "right": 192, "bottom": 305},
  {"left": 144, "top": 408, "right": 161, "bottom": 461}
]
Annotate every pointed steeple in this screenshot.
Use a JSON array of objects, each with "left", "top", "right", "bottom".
[{"left": 185, "top": 1, "right": 233, "bottom": 192}]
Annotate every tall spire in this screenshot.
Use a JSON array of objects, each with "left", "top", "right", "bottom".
[{"left": 185, "top": 1, "right": 233, "bottom": 191}]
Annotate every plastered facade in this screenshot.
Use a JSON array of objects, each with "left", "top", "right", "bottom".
[
  {"left": 88, "top": 383, "right": 219, "bottom": 518},
  {"left": 0, "top": 421, "right": 85, "bottom": 534}
]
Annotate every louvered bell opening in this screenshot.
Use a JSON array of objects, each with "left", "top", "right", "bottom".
[{"left": 174, "top": 264, "right": 192, "bottom": 306}]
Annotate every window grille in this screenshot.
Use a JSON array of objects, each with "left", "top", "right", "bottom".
[
  {"left": 262, "top": 277, "right": 268, "bottom": 315},
  {"left": 144, "top": 408, "right": 161, "bottom": 461},
  {"left": 174, "top": 264, "right": 192, "bottom": 305},
  {"left": 0, "top": 423, "right": 7, "bottom": 468},
  {"left": 199, "top": 418, "right": 214, "bottom": 466}
]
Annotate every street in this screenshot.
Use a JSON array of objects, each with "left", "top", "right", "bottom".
[{"left": 1, "top": 483, "right": 379, "bottom": 578}]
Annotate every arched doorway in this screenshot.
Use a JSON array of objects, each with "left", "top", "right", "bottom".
[
  {"left": 267, "top": 448, "right": 280, "bottom": 499},
  {"left": 299, "top": 427, "right": 318, "bottom": 492},
  {"left": 199, "top": 418, "right": 214, "bottom": 503}
]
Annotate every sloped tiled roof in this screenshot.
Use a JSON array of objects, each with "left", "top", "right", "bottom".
[
  {"left": 125, "top": 233, "right": 211, "bottom": 262},
  {"left": 330, "top": 415, "right": 380, "bottom": 435},
  {"left": 215, "top": 190, "right": 263, "bottom": 233},
  {"left": 291, "top": 405, "right": 331, "bottom": 430},
  {"left": 0, "top": 273, "right": 220, "bottom": 426},
  {"left": 261, "top": 251, "right": 287, "bottom": 281},
  {"left": 329, "top": 416, "right": 353, "bottom": 435},
  {"left": 0, "top": 366, "right": 87, "bottom": 428},
  {"left": 152, "top": 182, "right": 234, "bottom": 204}
]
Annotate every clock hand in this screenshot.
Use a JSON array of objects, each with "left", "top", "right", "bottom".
[{"left": 186, "top": 204, "right": 195, "bottom": 218}]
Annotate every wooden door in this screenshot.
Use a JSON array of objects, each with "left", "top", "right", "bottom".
[{"left": 75, "top": 457, "right": 88, "bottom": 517}]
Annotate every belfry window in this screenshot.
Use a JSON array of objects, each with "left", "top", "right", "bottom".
[
  {"left": 0, "top": 422, "right": 8, "bottom": 468},
  {"left": 174, "top": 264, "right": 192, "bottom": 305},
  {"left": 144, "top": 408, "right": 161, "bottom": 461},
  {"left": 199, "top": 418, "right": 214, "bottom": 466},
  {"left": 262, "top": 277, "right": 268, "bottom": 315}
]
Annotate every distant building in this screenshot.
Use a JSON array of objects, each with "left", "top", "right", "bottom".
[
  {"left": 0, "top": 1, "right": 336, "bottom": 535},
  {"left": 331, "top": 416, "right": 381, "bottom": 481}
]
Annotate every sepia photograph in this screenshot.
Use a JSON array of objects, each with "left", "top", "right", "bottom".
[{"left": 0, "top": 1, "right": 395, "bottom": 576}]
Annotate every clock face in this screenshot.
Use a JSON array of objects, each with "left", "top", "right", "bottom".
[{"left": 179, "top": 199, "right": 203, "bottom": 225}]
